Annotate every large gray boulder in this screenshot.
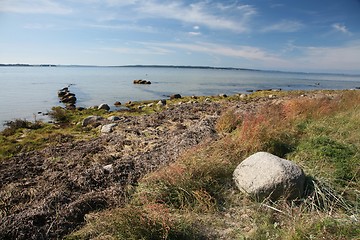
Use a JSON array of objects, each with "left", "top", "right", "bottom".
[{"left": 233, "top": 152, "right": 305, "bottom": 201}]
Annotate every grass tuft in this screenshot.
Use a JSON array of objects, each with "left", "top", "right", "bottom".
[{"left": 67, "top": 204, "right": 207, "bottom": 240}]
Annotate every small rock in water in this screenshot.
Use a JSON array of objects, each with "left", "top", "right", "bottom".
[
  {"left": 114, "top": 101, "right": 122, "bottom": 106},
  {"left": 133, "top": 79, "right": 151, "bottom": 84}
]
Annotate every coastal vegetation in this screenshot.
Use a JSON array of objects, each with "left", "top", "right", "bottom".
[{"left": 1, "top": 90, "right": 359, "bottom": 239}]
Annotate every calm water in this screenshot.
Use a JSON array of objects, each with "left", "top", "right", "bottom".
[{"left": 1, "top": 66, "right": 360, "bottom": 129}]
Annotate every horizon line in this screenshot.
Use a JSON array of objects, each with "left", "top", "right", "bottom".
[{"left": 0, "top": 63, "right": 359, "bottom": 76}]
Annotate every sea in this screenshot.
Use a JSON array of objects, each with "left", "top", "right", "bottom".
[{"left": 1, "top": 66, "right": 360, "bottom": 129}]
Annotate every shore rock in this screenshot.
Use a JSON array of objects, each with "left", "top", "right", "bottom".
[
  {"left": 61, "top": 95, "right": 77, "bottom": 104},
  {"left": 170, "top": 94, "right": 182, "bottom": 100},
  {"left": 233, "top": 152, "right": 305, "bottom": 201},
  {"left": 107, "top": 116, "right": 120, "bottom": 122},
  {"left": 98, "top": 103, "right": 110, "bottom": 111},
  {"left": 114, "top": 101, "right": 122, "bottom": 106},
  {"left": 58, "top": 86, "right": 77, "bottom": 106},
  {"left": 157, "top": 99, "right": 167, "bottom": 106},
  {"left": 82, "top": 115, "right": 103, "bottom": 127},
  {"left": 101, "top": 123, "right": 117, "bottom": 133}
]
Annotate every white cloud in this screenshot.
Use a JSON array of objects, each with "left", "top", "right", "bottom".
[
  {"left": 262, "top": 20, "right": 304, "bottom": 33},
  {"left": 101, "top": 45, "right": 172, "bottom": 55},
  {"left": 188, "top": 32, "right": 201, "bottom": 36},
  {"left": 332, "top": 23, "right": 352, "bottom": 35},
  {"left": 104, "top": 0, "right": 138, "bottom": 6},
  {"left": 147, "top": 41, "right": 283, "bottom": 63},
  {"left": 85, "top": 23, "right": 156, "bottom": 33},
  {"left": 0, "top": 0, "right": 72, "bottom": 14},
  {"left": 143, "top": 40, "right": 360, "bottom": 72},
  {"left": 295, "top": 41, "right": 360, "bottom": 71},
  {"left": 133, "top": 1, "right": 256, "bottom": 32}
]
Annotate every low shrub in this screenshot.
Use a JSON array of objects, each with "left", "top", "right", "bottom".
[
  {"left": 2, "top": 119, "right": 42, "bottom": 136},
  {"left": 49, "top": 107, "right": 71, "bottom": 123}
]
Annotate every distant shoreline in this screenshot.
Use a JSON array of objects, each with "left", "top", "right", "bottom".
[
  {"left": 0, "top": 63, "right": 257, "bottom": 71},
  {"left": 1, "top": 63, "right": 359, "bottom": 76}
]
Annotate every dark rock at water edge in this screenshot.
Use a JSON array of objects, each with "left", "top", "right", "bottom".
[
  {"left": 133, "top": 79, "right": 151, "bottom": 84},
  {"left": 98, "top": 103, "right": 110, "bottom": 111},
  {"left": 170, "top": 94, "right": 182, "bottom": 100},
  {"left": 157, "top": 99, "right": 167, "bottom": 106}
]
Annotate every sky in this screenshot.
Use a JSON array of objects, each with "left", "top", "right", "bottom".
[{"left": 0, "top": 0, "right": 360, "bottom": 73}]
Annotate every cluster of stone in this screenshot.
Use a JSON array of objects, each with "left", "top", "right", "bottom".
[
  {"left": 58, "top": 86, "right": 77, "bottom": 109},
  {"left": 133, "top": 79, "right": 151, "bottom": 84}
]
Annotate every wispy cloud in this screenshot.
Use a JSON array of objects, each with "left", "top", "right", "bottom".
[
  {"left": 101, "top": 45, "right": 172, "bottom": 55},
  {"left": 304, "top": 42, "right": 360, "bottom": 69},
  {"left": 0, "top": 0, "right": 72, "bottom": 14},
  {"left": 67, "top": 1, "right": 256, "bottom": 33},
  {"left": 85, "top": 23, "right": 156, "bottom": 33},
  {"left": 147, "top": 41, "right": 283, "bottom": 63},
  {"left": 23, "top": 23, "right": 55, "bottom": 30},
  {"left": 332, "top": 23, "right": 352, "bottom": 35},
  {"left": 132, "top": 1, "right": 256, "bottom": 32},
  {"left": 262, "top": 20, "right": 304, "bottom": 33},
  {"left": 188, "top": 32, "right": 201, "bottom": 36},
  {"left": 283, "top": 41, "right": 360, "bottom": 71}
]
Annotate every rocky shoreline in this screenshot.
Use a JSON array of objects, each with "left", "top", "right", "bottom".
[{"left": 0, "top": 90, "right": 342, "bottom": 239}]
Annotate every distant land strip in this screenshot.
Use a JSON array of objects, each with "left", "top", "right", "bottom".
[
  {"left": 1, "top": 64, "right": 358, "bottom": 76},
  {"left": 0, "top": 63, "right": 257, "bottom": 71}
]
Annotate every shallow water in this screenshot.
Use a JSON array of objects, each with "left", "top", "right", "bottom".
[{"left": 1, "top": 66, "right": 360, "bottom": 129}]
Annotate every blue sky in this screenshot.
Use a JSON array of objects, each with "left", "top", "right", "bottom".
[{"left": 0, "top": 0, "right": 360, "bottom": 73}]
